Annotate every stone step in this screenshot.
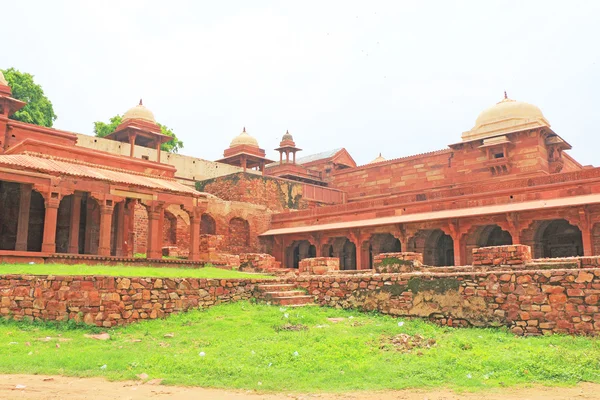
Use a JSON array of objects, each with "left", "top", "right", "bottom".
[
  {"left": 263, "top": 290, "right": 307, "bottom": 298},
  {"left": 257, "top": 283, "right": 297, "bottom": 291},
  {"left": 272, "top": 295, "right": 314, "bottom": 306}
]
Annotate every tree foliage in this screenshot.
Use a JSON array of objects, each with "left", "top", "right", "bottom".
[
  {"left": 93, "top": 115, "right": 184, "bottom": 153},
  {"left": 1, "top": 68, "right": 57, "bottom": 127}
]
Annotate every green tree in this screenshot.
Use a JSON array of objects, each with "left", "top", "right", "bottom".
[
  {"left": 1, "top": 68, "right": 57, "bottom": 127},
  {"left": 93, "top": 115, "right": 184, "bottom": 153}
]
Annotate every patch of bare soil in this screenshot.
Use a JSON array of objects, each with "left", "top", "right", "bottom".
[
  {"left": 1, "top": 374, "right": 600, "bottom": 400},
  {"left": 381, "top": 333, "right": 436, "bottom": 353}
]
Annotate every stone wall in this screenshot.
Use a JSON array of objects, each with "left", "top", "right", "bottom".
[
  {"left": 196, "top": 172, "right": 304, "bottom": 212},
  {"left": 0, "top": 275, "right": 272, "bottom": 327},
  {"left": 293, "top": 255, "right": 600, "bottom": 336},
  {"left": 472, "top": 244, "right": 532, "bottom": 266},
  {"left": 239, "top": 253, "right": 280, "bottom": 271},
  {"left": 298, "top": 257, "right": 339, "bottom": 275},
  {"left": 373, "top": 252, "right": 423, "bottom": 273}
]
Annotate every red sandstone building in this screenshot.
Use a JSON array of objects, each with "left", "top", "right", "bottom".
[{"left": 1, "top": 69, "right": 598, "bottom": 271}]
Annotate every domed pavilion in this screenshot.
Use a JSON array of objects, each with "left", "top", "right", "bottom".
[
  {"left": 104, "top": 100, "right": 172, "bottom": 162},
  {"left": 216, "top": 127, "right": 273, "bottom": 174}
]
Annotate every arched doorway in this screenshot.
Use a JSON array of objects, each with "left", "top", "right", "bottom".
[
  {"left": 286, "top": 240, "right": 317, "bottom": 269},
  {"left": 163, "top": 210, "right": 178, "bottom": 246},
  {"left": 0, "top": 181, "right": 20, "bottom": 250},
  {"left": 369, "top": 233, "right": 401, "bottom": 268},
  {"left": 201, "top": 214, "right": 216, "bottom": 235},
  {"left": 341, "top": 239, "right": 357, "bottom": 270},
  {"left": 0, "top": 182, "right": 45, "bottom": 251},
  {"left": 465, "top": 225, "right": 513, "bottom": 264},
  {"left": 410, "top": 229, "right": 454, "bottom": 266},
  {"left": 83, "top": 196, "right": 101, "bottom": 255},
  {"left": 27, "top": 190, "right": 46, "bottom": 252},
  {"left": 536, "top": 219, "right": 583, "bottom": 258},
  {"left": 55, "top": 195, "right": 73, "bottom": 253}
]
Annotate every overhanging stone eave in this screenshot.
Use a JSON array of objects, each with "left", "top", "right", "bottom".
[
  {"left": 259, "top": 193, "right": 600, "bottom": 236},
  {"left": 458, "top": 120, "right": 550, "bottom": 145}
]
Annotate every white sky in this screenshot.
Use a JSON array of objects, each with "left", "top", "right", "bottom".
[{"left": 3, "top": 1, "right": 599, "bottom": 166}]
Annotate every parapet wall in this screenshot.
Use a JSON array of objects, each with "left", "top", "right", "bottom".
[{"left": 0, "top": 275, "right": 272, "bottom": 327}]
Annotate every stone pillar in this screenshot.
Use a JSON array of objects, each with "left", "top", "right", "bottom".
[
  {"left": 241, "top": 156, "right": 247, "bottom": 172},
  {"left": 452, "top": 235, "right": 464, "bottom": 266},
  {"left": 68, "top": 193, "right": 82, "bottom": 254},
  {"left": 146, "top": 203, "right": 163, "bottom": 259},
  {"left": 15, "top": 184, "right": 32, "bottom": 251},
  {"left": 114, "top": 202, "right": 125, "bottom": 256},
  {"left": 84, "top": 200, "right": 95, "bottom": 254},
  {"left": 188, "top": 209, "right": 201, "bottom": 261},
  {"left": 97, "top": 202, "right": 114, "bottom": 256},
  {"left": 41, "top": 195, "right": 60, "bottom": 253},
  {"left": 123, "top": 200, "right": 135, "bottom": 257},
  {"left": 155, "top": 141, "right": 162, "bottom": 163},
  {"left": 158, "top": 207, "right": 165, "bottom": 252},
  {"left": 129, "top": 133, "right": 136, "bottom": 157},
  {"left": 582, "top": 226, "right": 593, "bottom": 256}
]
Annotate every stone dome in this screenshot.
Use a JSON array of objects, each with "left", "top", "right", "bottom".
[
  {"left": 282, "top": 130, "right": 293, "bottom": 142},
  {"left": 462, "top": 92, "right": 550, "bottom": 142},
  {"left": 230, "top": 127, "right": 259, "bottom": 148},
  {"left": 369, "top": 153, "right": 386, "bottom": 164},
  {"left": 0, "top": 71, "right": 8, "bottom": 86},
  {"left": 122, "top": 99, "right": 156, "bottom": 123}
]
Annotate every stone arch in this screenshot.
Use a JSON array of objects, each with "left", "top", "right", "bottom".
[
  {"left": 321, "top": 243, "right": 334, "bottom": 258},
  {"left": 0, "top": 181, "right": 21, "bottom": 250},
  {"left": 285, "top": 240, "right": 316, "bottom": 269},
  {"left": 369, "top": 233, "right": 401, "bottom": 268},
  {"left": 0, "top": 181, "right": 45, "bottom": 251},
  {"left": 201, "top": 214, "right": 216, "bottom": 235},
  {"left": 83, "top": 195, "right": 101, "bottom": 255},
  {"left": 55, "top": 194, "right": 73, "bottom": 253},
  {"left": 341, "top": 239, "right": 357, "bottom": 270},
  {"left": 228, "top": 217, "right": 250, "bottom": 252},
  {"left": 27, "top": 189, "right": 46, "bottom": 252},
  {"left": 464, "top": 224, "right": 512, "bottom": 264},
  {"left": 163, "top": 210, "right": 178, "bottom": 245},
  {"left": 409, "top": 229, "right": 454, "bottom": 266},
  {"left": 533, "top": 219, "right": 583, "bottom": 258}
]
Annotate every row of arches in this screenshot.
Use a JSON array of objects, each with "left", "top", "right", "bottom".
[
  {"left": 0, "top": 180, "right": 254, "bottom": 257},
  {"left": 283, "top": 219, "right": 585, "bottom": 269}
]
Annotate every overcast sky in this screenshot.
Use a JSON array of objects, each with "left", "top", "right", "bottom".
[{"left": 3, "top": 1, "right": 599, "bottom": 166}]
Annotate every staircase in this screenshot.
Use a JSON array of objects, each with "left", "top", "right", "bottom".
[{"left": 257, "top": 283, "right": 315, "bottom": 307}]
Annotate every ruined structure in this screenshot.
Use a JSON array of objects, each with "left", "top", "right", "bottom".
[{"left": 0, "top": 68, "right": 598, "bottom": 274}]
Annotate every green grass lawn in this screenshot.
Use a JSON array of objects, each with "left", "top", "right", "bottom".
[
  {"left": 0, "top": 264, "right": 274, "bottom": 279},
  {"left": 1, "top": 302, "right": 599, "bottom": 392}
]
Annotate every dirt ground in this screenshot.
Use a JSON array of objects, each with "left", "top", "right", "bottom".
[{"left": 1, "top": 374, "right": 600, "bottom": 400}]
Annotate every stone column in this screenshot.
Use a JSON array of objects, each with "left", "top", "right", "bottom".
[
  {"left": 452, "top": 235, "right": 464, "bottom": 266},
  {"left": 68, "top": 193, "right": 82, "bottom": 254},
  {"left": 241, "top": 156, "right": 247, "bottom": 172},
  {"left": 98, "top": 202, "right": 114, "bottom": 256},
  {"left": 123, "top": 200, "right": 135, "bottom": 257},
  {"left": 41, "top": 195, "right": 60, "bottom": 253},
  {"left": 84, "top": 200, "right": 95, "bottom": 254},
  {"left": 129, "top": 133, "right": 136, "bottom": 157},
  {"left": 188, "top": 209, "right": 201, "bottom": 261},
  {"left": 582, "top": 226, "right": 593, "bottom": 256},
  {"left": 114, "top": 202, "right": 125, "bottom": 257},
  {"left": 146, "top": 203, "right": 163, "bottom": 259},
  {"left": 15, "top": 184, "right": 32, "bottom": 251},
  {"left": 155, "top": 141, "right": 162, "bottom": 163}
]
